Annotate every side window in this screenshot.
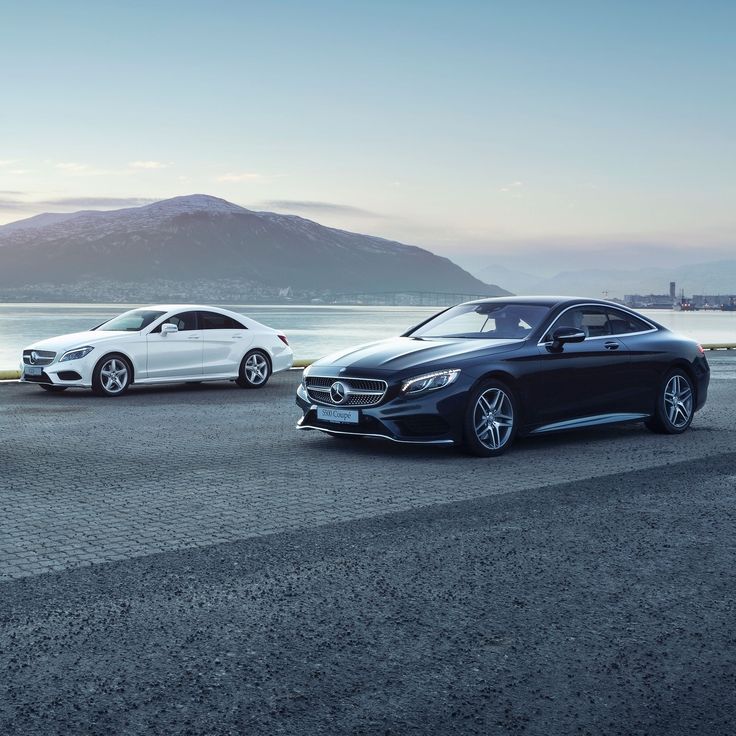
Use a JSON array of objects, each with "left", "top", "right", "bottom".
[
  {"left": 606, "top": 309, "right": 651, "bottom": 335},
  {"left": 199, "top": 311, "right": 246, "bottom": 330},
  {"left": 156, "top": 311, "right": 198, "bottom": 332},
  {"left": 544, "top": 307, "right": 609, "bottom": 341}
]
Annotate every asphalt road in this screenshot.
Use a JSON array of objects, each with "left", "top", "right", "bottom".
[{"left": 1, "top": 356, "right": 735, "bottom": 735}]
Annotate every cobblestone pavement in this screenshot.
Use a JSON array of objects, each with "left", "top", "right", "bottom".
[{"left": 1, "top": 356, "right": 734, "bottom": 581}]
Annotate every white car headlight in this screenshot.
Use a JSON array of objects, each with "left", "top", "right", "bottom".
[
  {"left": 401, "top": 369, "right": 460, "bottom": 395},
  {"left": 59, "top": 346, "right": 95, "bottom": 362}
]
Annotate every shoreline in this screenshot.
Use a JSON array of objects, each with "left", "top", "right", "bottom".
[{"left": 4, "top": 350, "right": 736, "bottom": 378}]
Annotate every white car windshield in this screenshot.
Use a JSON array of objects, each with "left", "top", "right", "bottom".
[
  {"left": 94, "top": 309, "right": 166, "bottom": 332},
  {"left": 409, "top": 303, "right": 550, "bottom": 340}
]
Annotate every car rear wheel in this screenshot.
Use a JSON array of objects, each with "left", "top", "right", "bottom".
[
  {"left": 40, "top": 384, "right": 68, "bottom": 393},
  {"left": 92, "top": 354, "right": 132, "bottom": 397},
  {"left": 463, "top": 380, "right": 518, "bottom": 457},
  {"left": 645, "top": 369, "right": 694, "bottom": 434},
  {"left": 237, "top": 349, "right": 271, "bottom": 388}
]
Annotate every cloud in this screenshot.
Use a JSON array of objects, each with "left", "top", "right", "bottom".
[
  {"left": 0, "top": 195, "right": 158, "bottom": 213},
  {"left": 261, "top": 200, "right": 381, "bottom": 218},
  {"left": 0, "top": 197, "right": 28, "bottom": 211},
  {"left": 39, "top": 197, "right": 158, "bottom": 208},
  {"left": 217, "top": 172, "right": 261, "bottom": 182},
  {"left": 129, "top": 160, "right": 169, "bottom": 170},
  {"left": 0, "top": 159, "right": 18, "bottom": 167},
  {"left": 499, "top": 181, "right": 524, "bottom": 193},
  {"left": 54, "top": 162, "right": 133, "bottom": 177},
  {"left": 55, "top": 162, "right": 89, "bottom": 172}
]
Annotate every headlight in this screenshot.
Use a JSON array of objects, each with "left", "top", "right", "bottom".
[
  {"left": 59, "top": 346, "right": 94, "bottom": 362},
  {"left": 401, "top": 369, "right": 460, "bottom": 395}
]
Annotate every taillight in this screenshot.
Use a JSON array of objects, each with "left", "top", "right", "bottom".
[{"left": 278, "top": 334, "right": 289, "bottom": 346}]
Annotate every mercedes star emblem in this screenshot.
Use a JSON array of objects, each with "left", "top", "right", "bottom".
[{"left": 329, "top": 380, "right": 349, "bottom": 404}]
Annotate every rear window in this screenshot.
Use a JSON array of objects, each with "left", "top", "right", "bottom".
[{"left": 606, "top": 309, "right": 652, "bottom": 335}]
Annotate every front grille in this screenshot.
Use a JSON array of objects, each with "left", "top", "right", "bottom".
[
  {"left": 305, "top": 375, "right": 387, "bottom": 407},
  {"left": 23, "top": 349, "right": 56, "bottom": 366}
]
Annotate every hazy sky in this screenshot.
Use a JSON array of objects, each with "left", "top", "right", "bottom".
[{"left": 1, "top": 0, "right": 734, "bottom": 272}]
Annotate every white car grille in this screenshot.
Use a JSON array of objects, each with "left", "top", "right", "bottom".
[{"left": 22, "top": 350, "right": 56, "bottom": 366}]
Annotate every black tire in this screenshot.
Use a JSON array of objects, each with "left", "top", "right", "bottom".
[
  {"left": 645, "top": 368, "right": 695, "bottom": 434},
  {"left": 92, "top": 354, "right": 132, "bottom": 397},
  {"left": 463, "top": 379, "right": 518, "bottom": 457},
  {"left": 40, "top": 384, "right": 68, "bottom": 393},
  {"left": 236, "top": 349, "right": 271, "bottom": 388}
]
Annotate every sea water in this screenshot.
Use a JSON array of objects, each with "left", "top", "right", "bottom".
[{"left": 1, "top": 303, "right": 734, "bottom": 370}]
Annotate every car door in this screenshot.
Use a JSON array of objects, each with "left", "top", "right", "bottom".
[
  {"left": 604, "top": 307, "right": 659, "bottom": 412},
  {"left": 199, "top": 310, "right": 253, "bottom": 376},
  {"left": 146, "top": 310, "right": 203, "bottom": 379},
  {"left": 524, "top": 306, "right": 633, "bottom": 425}
]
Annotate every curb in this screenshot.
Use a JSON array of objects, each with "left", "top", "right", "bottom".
[
  {"left": 1, "top": 362, "right": 316, "bottom": 380},
  {"left": 3, "top": 346, "right": 734, "bottom": 380}
]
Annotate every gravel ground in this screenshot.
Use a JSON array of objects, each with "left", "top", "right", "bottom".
[{"left": 0, "top": 355, "right": 735, "bottom": 735}]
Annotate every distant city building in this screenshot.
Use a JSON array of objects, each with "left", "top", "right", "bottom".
[
  {"left": 669, "top": 281, "right": 676, "bottom": 300},
  {"left": 691, "top": 295, "right": 736, "bottom": 309},
  {"left": 623, "top": 294, "right": 675, "bottom": 309}
]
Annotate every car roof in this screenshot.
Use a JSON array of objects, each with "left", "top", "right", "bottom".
[
  {"left": 138, "top": 304, "right": 233, "bottom": 313},
  {"left": 468, "top": 295, "right": 629, "bottom": 309}
]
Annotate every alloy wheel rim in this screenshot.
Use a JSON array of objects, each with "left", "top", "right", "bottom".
[
  {"left": 473, "top": 388, "right": 514, "bottom": 450},
  {"left": 100, "top": 359, "right": 128, "bottom": 393},
  {"left": 664, "top": 374, "right": 693, "bottom": 428},
  {"left": 245, "top": 354, "right": 268, "bottom": 384}
]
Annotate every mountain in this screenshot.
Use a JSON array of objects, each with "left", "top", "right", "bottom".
[
  {"left": 470, "top": 260, "right": 736, "bottom": 299},
  {"left": 0, "top": 195, "right": 508, "bottom": 302}
]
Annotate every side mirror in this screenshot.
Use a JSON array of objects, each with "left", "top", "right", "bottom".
[
  {"left": 161, "top": 323, "right": 178, "bottom": 336},
  {"left": 549, "top": 326, "right": 585, "bottom": 351}
]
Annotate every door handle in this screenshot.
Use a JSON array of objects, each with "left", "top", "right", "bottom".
[
  {"left": 187, "top": 335, "right": 201, "bottom": 340},
  {"left": 232, "top": 334, "right": 243, "bottom": 339},
  {"left": 604, "top": 341, "right": 620, "bottom": 350}
]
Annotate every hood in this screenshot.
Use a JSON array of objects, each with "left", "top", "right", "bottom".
[
  {"left": 310, "top": 336, "right": 524, "bottom": 374},
  {"left": 25, "top": 330, "right": 135, "bottom": 353}
]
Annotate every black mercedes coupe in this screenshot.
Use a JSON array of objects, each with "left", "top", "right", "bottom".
[{"left": 295, "top": 297, "right": 710, "bottom": 456}]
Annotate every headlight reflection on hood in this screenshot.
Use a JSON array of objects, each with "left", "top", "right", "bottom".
[
  {"left": 401, "top": 369, "right": 460, "bottom": 395},
  {"left": 59, "top": 346, "right": 95, "bottom": 362}
]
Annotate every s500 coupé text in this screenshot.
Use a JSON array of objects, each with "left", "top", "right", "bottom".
[
  {"left": 21, "top": 305, "right": 293, "bottom": 396},
  {"left": 295, "top": 297, "right": 709, "bottom": 456}
]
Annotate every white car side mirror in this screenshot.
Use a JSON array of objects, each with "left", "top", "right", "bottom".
[{"left": 161, "top": 323, "right": 178, "bottom": 336}]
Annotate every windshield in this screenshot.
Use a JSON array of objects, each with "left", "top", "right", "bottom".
[
  {"left": 408, "top": 303, "right": 550, "bottom": 340},
  {"left": 94, "top": 309, "right": 166, "bottom": 332}
]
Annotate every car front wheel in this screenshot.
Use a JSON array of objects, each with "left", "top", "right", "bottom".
[
  {"left": 463, "top": 380, "right": 518, "bottom": 457},
  {"left": 237, "top": 350, "right": 271, "bottom": 388},
  {"left": 645, "top": 369, "right": 694, "bottom": 434},
  {"left": 92, "top": 354, "right": 132, "bottom": 397}
]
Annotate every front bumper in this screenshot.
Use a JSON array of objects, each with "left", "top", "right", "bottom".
[
  {"left": 19, "top": 353, "right": 96, "bottom": 388},
  {"left": 295, "top": 379, "right": 468, "bottom": 446}
]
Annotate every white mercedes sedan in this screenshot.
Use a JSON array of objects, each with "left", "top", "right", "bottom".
[{"left": 20, "top": 305, "right": 294, "bottom": 396}]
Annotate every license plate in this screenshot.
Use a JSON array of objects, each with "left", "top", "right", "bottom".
[
  {"left": 24, "top": 366, "right": 43, "bottom": 376},
  {"left": 317, "top": 406, "right": 359, "bottom": 424}
]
